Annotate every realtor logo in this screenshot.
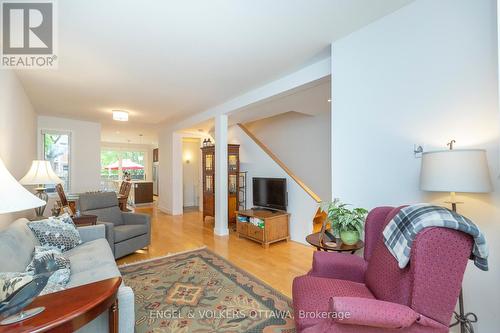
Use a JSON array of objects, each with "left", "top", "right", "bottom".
[{"left": 1, "top": 0, "right": 58, "bottom": 68}]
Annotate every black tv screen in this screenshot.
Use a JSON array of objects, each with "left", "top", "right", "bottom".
[{"left": 253, "top": 178, "right": 287, "bottom": 211}]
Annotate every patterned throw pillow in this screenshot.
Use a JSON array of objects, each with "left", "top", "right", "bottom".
[
  {"left": 0, "top": 272, "right": 33, "bottom": 302},
  {"left": 28, "top": 213, "right": 82, "bottom": 252},
  {"left": 26, "top": 246, "right": 71, "bottom": 287}
]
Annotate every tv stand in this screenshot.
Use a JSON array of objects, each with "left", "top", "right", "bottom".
[{"left": 236, "top": 209, "right": 290, "bottom": 248}]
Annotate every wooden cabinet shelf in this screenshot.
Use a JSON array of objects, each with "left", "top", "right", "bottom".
[
  {"left": 236, "top": 209, "right": 290, "bottom": 248},
  {"left": 201, "top": 144, "right": 240, "bottom": 225}
]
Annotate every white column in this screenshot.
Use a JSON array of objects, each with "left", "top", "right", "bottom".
[
  {"left": 214, "top": 114, "right": 229, "bottom": 236},
  {"left": 171, "top": 132, "right": 183, "bottom": 215}
]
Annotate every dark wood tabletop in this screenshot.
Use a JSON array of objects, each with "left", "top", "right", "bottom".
[
  {"left": 0, "top": 277, "right": 121, "bottom": 333},
  {"left": 306, "top": 232, "right": 364, "bottom": 254},
  {"left": 71, "top": 214, "right": 98, "bottom": 226}
]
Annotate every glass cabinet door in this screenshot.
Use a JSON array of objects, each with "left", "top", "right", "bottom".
[
  {"left": 229, "top": 175, "right": 237, "bottom": 194},
  {"left": 205, "top": 175, "right": 213, "bottom": 193},
  {"left": 228, "top": 154, "right": 238, "bottom": 172},
  {"left": 205, "top": 154, "right": 213, "bottom": 171}
]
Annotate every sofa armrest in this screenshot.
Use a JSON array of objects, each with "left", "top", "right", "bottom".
[
  {"left": 96, "top": 221, "right": 115, "bottom": 254},
  {"left": 117, "top": 285, "right": 135, "bottom": 333},
  {"left": 77, "top": 224, "right": 105, "bottom": 243},
  {"left": 121, "top": 212, "right": 150, "bottom": 226},
  {"left": 330, "top": 297, "right": 419, "bottom": 329},
  {"left": 309, "top": 251, "right": 367, "bottom": 283}
]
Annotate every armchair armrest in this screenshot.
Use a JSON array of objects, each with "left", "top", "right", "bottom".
[
  {"left": 329, "top": 297, "right": 419, "bottom": 329},
  {"left": 96, "top": 221, "right": 115, "bottom": 253},
  {"left": 121, "top": 212, "right": 150, "bottom": 226},
  {"left": 309, "top": 252, "right": 367, "bottom": 283},
  {"left": 77, "top": 224, "right": 105, "bottom": 243}
]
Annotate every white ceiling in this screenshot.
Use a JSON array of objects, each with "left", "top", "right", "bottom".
[
  {"left": 16, "top": 0, "right": 413, "bottom": 143},
  {"left": 231, "top": 77, "right": 331, "bottom": 124},
  {"left": 185, "top": 77, "right": 331, "bottom": 134}
]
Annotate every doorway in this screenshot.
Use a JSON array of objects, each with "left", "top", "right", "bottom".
[{"left": 182, "top": 138, "right": 202, "bottom": 212}]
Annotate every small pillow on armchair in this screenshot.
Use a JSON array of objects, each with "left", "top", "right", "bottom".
[{"left": 28, "top": 214, "right": 82, "bottom": 252}]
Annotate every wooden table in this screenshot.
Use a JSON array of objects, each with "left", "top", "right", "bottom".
[
  {"left": 306, "top": 232, "right": 364, "bottom": 254},
  {"left": 71, "top": 214, "right": 97, "bottom": 227},
  {"left": 0, "top": 277, "right": 121, "bottom": 333}
]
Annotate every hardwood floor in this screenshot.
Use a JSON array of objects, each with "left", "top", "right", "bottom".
[{"left": 116, "top": 205, "right": 315, "bottom": 297}]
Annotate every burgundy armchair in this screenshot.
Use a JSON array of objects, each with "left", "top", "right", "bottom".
[{"left": 292, "top": 206, "right": 473, "bottom": 332}]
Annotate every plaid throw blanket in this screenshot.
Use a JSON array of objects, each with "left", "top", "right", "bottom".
[{"left": 383, "top": 203, "right": 488, "bottom": 271}]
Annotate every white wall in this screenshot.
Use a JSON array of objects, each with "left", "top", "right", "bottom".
[
  {"left": 38, "top": 116, "right": 101, "bottom": 193},
  {"left": 182, "top": 139, "right": 201, "bottom": 207},
  {"left": 158, "top": 129, "right": 174, "bottom": 214},
  {"left": 229, "top": 125, "right": 318, "bottom": 243},
  {"left": 0, "top": 71, "right": 37, "bottom": 228},
  {"left": 331, "top": 0, "right": 499, "bottom": 330},
  {"left": 245, "top": 110, "right": 331, "bottom": 201}
]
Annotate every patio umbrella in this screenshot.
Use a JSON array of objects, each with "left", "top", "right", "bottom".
[{"left": 104, "top": 159, "right": 144, "bottom": 170}]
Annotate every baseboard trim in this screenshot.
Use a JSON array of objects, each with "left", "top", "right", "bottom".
[{"left": 158, "top": 205, "right": 172, "bottom": 215}]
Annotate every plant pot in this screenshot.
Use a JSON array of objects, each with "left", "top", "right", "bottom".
[{"left": 340, "top": 230, "right": 359, "bottom": 245}]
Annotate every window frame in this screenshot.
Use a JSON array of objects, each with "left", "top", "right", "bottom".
[{"left": 40, "top": 129, "right": 72, "bottom": 192}]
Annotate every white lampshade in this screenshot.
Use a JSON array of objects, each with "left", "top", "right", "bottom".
[
  {"left": 19, "top": 160, "right": 64, "bottom": 186},
  {"left": 420, "top": 149, "right": 492, "bottom": 193},
  {"left": 0, "top": 158, "right": 46, "bottom": 214}
]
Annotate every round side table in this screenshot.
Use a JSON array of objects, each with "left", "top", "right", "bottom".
[{"left": 306, "top": 232, "right": 364, "bottom": 254}]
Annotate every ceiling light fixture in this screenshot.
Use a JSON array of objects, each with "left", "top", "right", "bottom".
[{"left": 112, "top": 110, "right": 129, "bottom": 121}]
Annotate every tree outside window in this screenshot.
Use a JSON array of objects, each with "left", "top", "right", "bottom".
[{"left": 42, "top": 131, "right": 70, "bottom": 192}]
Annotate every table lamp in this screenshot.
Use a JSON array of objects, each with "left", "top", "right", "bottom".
[
  {"left": 420, "top": 142, "right": 492, "bottom": 333},
  {"left": 0, "top": 158, "right": 46, "bottom": 214},
  {"left": 19, "top": 160, "right": 63, "bottom": 217}
]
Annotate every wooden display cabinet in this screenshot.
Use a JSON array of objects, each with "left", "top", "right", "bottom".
[{"left": 201, "top": 144, "right": 240, "bottom": 225}]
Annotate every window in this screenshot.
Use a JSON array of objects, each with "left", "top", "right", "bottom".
[
  {"left": 42, "top": 130, "right": 71, "bottom": 192},
  {"left": 101, "top": 149, "right": 145, "bottom": 190}
]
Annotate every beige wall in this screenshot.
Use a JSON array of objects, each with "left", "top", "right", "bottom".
[
  {"left": 182, "top": 138, "right": 201, "bottom": 207},
  {"left": 245, "top": 110, "right": 331, "bottom": 201},
  {"left": 0, "top": 71, "right": 37, "bottom": 228}
]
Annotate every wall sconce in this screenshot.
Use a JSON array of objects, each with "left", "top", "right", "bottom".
[{"left": 184, "top": 151, "right": 192, "bottom": 164}]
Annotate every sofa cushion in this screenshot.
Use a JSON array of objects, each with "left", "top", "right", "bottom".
[
  {"left": 0, "top": 272, "right": 34, "bottom": 301},
  {"left": 78, "top": 192, "right": 119, "bottom": 210},
  {"left": 26, "top": 246, "right": 71, "bottom": 288},
  {"left": 0, "top": 218, "right": 39, "bottom": 272},
  {"left": 27, "top": 214, "right": 82, "bottom": 252},
  {"left": 114, "top": 224, "right": 148, "bottom": 243},
  {"left": 86, "top": 206, "right": 123, "bottom": 226},
  {"left": 292, "top": 275, "right": 375, "bottom": 331},
  {"left": 26, "top": 246, "right": 71, "bottom": 272},
  {"left": 63, "top": 238, "right": 121, "bottom": 288}
]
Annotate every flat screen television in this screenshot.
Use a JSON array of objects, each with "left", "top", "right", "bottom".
[{"left": 252, "top": 177, "right": 287, "bottom": 211}]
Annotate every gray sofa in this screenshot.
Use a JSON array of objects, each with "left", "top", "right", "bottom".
[
  {"left": 0, "top": 218, "right": 135, "bottom": 333},
  {"left": 78, "top": 192, "right": 151, "bottom": 259}
]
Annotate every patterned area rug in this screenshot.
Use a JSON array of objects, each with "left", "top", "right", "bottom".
[{"left": 119, "top": 248, "right": 295, "bottom": 333}]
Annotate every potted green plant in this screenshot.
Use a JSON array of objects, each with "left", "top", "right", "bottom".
[{"left": 320, "top": 199, "right": 368, "bottom": 245}]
